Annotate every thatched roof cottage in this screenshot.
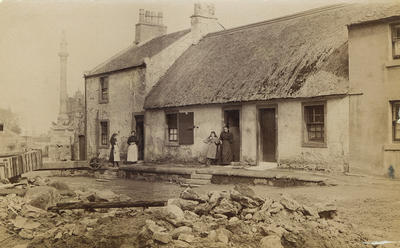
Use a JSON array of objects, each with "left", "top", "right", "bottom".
[
  {"left": 143, "top": 3, "right": 400, "bottom": 175},
  {"left": 84, "top": 4, "right": 222, "bottom": 160}
]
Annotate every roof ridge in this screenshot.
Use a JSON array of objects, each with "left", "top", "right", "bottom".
[{"left": 204, "top": 3, "right": 351, "bottom": 39}]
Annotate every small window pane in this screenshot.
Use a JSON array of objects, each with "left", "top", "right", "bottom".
[
  {"left": 100, "top": 121, "right": 108, "bottom": 146},
  {"left": 304, "top": 105, "right": 325, "bottom": 143}
]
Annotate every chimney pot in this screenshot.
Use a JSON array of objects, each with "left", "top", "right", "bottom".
[
  {"left": 139, "top": 9, "right": 145, "bottom": 23},
  {"left": 145, "top": 10, "right": 150, "bottom": 23}
]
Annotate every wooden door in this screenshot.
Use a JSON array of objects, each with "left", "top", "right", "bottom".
[
  {"left": 224, "top": 110, "right": 240, "bottom": 162},
  {"left": 78, "top": 135, "right": 86, "bottom": 161},
  {"left": 259, "top": 108, "right": 276, "bottom": 162},
  {"left": 135, "top": 115, "right": 144, "bottom": 161}
]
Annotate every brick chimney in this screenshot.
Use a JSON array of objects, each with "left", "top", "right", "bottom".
[
  {"left": 135, "top": 9, "right": 167, "bottom": 45},
  {"left": 191, "top": 3, "right": 221, "bottom": 44}
]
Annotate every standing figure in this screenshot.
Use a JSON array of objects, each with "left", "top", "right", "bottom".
[
  {"left": 219, "top": 126, "right": 233, "bottom": 165},
  {"left": 204, "top": 131, "right": 219, "bottom": 166},
  {"left": 109, "top": 133, "right": 120, "bottom": 167},
  {"left": 127, "top": 130, "right": 138, "bottom": 164}
]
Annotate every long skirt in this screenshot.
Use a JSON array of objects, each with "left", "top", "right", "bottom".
[
  {"left": 109, "top": 147, "right": 114, "bottom": 162},
  {"left": 113, "top": 145, "right": 120, "bottom": 162},
  {"left": 220, "top": 140, "right": 233, "bottom": 165},
  {"left": 127, "top": 144, "right": 138, "bottom": 162}
]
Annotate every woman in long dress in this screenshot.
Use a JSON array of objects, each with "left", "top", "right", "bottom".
[
  {"left": 219, "top": 126, "right": 233, "bottom": 165},
  {"left": 127, "top": 130, "right": 138, "bottom": 164},
  {"left": 203, "top": 131, "right": 219, "bottom": 166}
]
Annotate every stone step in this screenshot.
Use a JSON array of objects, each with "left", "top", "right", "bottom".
[
  {"left": 191, "top": 173, "right": 212, "bottom": 180},
  {"left": 184, "top": 178, "right": 211, "bottom": 185}
]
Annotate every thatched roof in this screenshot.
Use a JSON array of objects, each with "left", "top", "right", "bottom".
[
  {"left": 85, "top": 29, "right": 190, "bottom": 77},
  {"left": 144, "top": 3, "right": 400, "bottom": 109}
]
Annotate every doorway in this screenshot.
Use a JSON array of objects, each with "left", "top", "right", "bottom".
[
  {"left": 259, "top": 108, "right": 276, "bottom": 162},
  {"left": 224, "top": 109, "right": 240, "bottom": 162},
  {"left": 78, "top": 135, "right": 86, "bottom": 161},
  {"left": 135, "top": 115, "right": 145, "bottom": 161}
]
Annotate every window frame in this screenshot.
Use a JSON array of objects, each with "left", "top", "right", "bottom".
[
  {"left": 99, "top": 119, "right": 110, "bottom": 148},
  {"left": 391, "top": 23, "right": 400, "bottom": 60},
  {"left": 391, "top": 101, "right": 400, "bottom": 142},
  {"left": 99, "top": 76, "right": 109, "bottom": 104},
  {"left": 0, "top": 123, "right": 3, "bottom": 132},
  {"left": 165, "top": 112, "right": 179, "bottom": 145},
  {"left": 302, "top": 101, "right": 327, "bottom": 148}
]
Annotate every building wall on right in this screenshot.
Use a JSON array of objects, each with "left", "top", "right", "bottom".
[{"left": 349, "top": 19, "right": 400, "bottom": 176}]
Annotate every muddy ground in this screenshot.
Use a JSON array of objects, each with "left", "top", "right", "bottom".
[{"left": 0, "top": 170, "right": 399, "bottom": 247}]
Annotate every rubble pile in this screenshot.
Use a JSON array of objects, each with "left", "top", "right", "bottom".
[
  {"left": 139, "top": 185, "right": 367, "bottom": 248},
  {"left": 0, "top": 178, "right": 368, "bottom": 248}
]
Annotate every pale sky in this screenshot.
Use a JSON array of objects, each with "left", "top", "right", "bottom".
[{"left": 0, "top": 0, "right": 350, "bottom": 135}]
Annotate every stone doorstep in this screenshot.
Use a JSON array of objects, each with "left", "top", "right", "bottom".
[
  {"left": 183, "top": 178, "right": 211, "bottom": 185},
  {"left": 191, "top": 173, "right": 212, "bottom": 180}
]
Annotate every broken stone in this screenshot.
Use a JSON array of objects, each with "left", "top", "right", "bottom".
[
  {"left": 216, "top": 228, "right": 232, "bottom": 244},
  {"left": 268, "top": 201, "right": 283, "bottom": 214},
  {"left": 21, "top": 204, "right": 47, "bottom": 218},
  {"left": 171, "top": 226, "right": 192, "bottom": 239},
  {"left": 168, "top": 198, "right": 199, "bottom": 211},
  {"left": 229, "top": 216, "right": 239, "bottom": 223},
  {"left": 12, "top": 244, "right": 29, "bottom": 248},
  {"left": 146, "top": 219, "right": 167, "bottom": 233},
  {"left": 233, "top": 184, "right": 256, "bottom": 199},
  {"left": 280, "top": 196, "right": 301, "bottom": 212},
  {"left": 317, "top": 204, "right": 337, "bottom": 219},
  {"left": 253, "top": 209, "right": 271, "bottom": 222},
  {"left": 12, "top": 216, "right": 41, "bottom": 230},
  {"left": 80, "top": 217, "right": 98, "bottom": 227},
  {"left": 153, "top": 231, "right": 171, "bottom": 244},
  {"left": 48, "top": 181, "right": 70, "bottom": 191},
  {"left": 24, "top": 186, "right": 60, "bottom": 210},
  {"left": 212, "top": 198, "right": 241, "bottom": 217},
  {"left": 86, "top": 189, "right": 119, "bottom": 202},
  {"left": 166, "top": 204, "right": 185, "bottom": 220},
  {"left": 194, "top": 202, "right": 212, "bottom": 216},
  {"left": 245, "top": 213, "right": 253, "bottom": 220},
  {"left": 172, "top": 240, "right": 190, "bottom": 247},
  {"left": 178, "top": 233, "right": 195, "bottom": 243},
  {"left": 19, "top": 229, "right": 34, "bottom": 240},
  {"left": 301, "top": 205, "right": 319, "bottom": 217},
  {"left": 183, "top": 210, "right": 199, "bottom": 221},
  {"left": 260, "top": 235, "right": 283, "bottom": 248},
  {"left": 180, "top": 188, "right": 206, "bottom": 202}
]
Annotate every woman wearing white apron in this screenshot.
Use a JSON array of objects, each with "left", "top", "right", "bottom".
[{"left": 127, "top": 130, "right": 138, "bottom": 164}]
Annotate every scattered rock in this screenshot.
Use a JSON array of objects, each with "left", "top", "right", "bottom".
[
  {"left": 18, "top": 229, "right": 34, "bottom": 240},
  {"left": 245, "top": 213, "right": 253, "bottom": 220},
  {"left": 280, "top": 195, "right": 301, "bottom": 211},
  {"left": 48, "top": 181, "right": 70, "bottom": 191},
  {"left": 153, "top": 231, "right": 171, "bottom": 244},
  {"left": 180, "top": 188, "right": 206, "bottom": 203},
  {"left": 12, "top": 216, "right": 41, "bottom": 230},
  {"left": 178, "top": 233, "right": 195, "bottom": 243},
  {"left": 24, "top": 186, "right": 60, "bottom": 210},
  {"left": 171, "top": 226, "right": 192, "bottom": 239},
  {"left": 212, "top": 198, "right": 241, "bottom": 217},
  {"left": 166, "top": 204, "right": 185, "bottom": 220},
  {"left": 318, "top": 204, "right": 337, "bottom": 219},
  {"left": 260, "top": 235, "right": 283, "bottom": 248},
  {"left": 168, "top": 198, "right": 199, "bottom": 211}
]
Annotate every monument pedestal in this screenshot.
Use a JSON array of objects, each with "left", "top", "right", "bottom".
[{"left": 49, "top": 122, "right": 74, "bottom": 161}]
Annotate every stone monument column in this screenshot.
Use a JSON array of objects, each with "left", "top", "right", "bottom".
[{"left": 58, "top": 30, "right": 69, "bottom": 124}]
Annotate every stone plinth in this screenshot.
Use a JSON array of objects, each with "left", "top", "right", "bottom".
[{"left": 49, "top": 124, "right": 74, "bottom": 161}]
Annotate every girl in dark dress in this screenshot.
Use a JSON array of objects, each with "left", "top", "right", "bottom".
[
  {"left": 219, "top": 126, "right": 233, "bottom": 165},
  {"left": 109, "top": 133, "right": 119, "bottom": 167}
]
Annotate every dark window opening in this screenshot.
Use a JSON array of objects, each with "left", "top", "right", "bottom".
[
  {"left": 100, "top": 121, "right": 109, "bottom": 146},
  {"left": 166, "top": 114, "right": 178, "bottom": 142},
  {"left": 0, "top": 123, "right": 3, "bottom": 132},
  {"left": 100, "top": 77, "right": 109, "bottom": 103},
  {"left": 392, "top": 24, "right": 400, "bottom": 59},
  {"left": 165, "top": 112, "right": 194, "bottom": 145},
  {"left": 392, "top": 101, "right": 400, "bottom": 141}
]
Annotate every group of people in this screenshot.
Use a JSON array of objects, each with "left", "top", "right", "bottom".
[
  {"left": 108, "top": 126, "right": 235, "bottom": 167},
  {"left": 204, "top": 126, "right": 234, "bottom": 166},
  {"left": 109, "top": 131, "right": 138, "bottom": 167}
]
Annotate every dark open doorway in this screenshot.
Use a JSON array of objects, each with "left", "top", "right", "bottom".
[
  {"left": 259, "top": 108, "right": 276, "bottom": 162},
  {"left": 224, "top": 109, "right": 240, "bottom": 162},
  {"left": 78, "top": 135, "right": 86, "bottom": 161},
  {"left": 135, "top": 115, "right": 145, "bottom": 161}
]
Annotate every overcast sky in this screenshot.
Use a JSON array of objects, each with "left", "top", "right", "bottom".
[{"left": 0, "top": 0, "right": 355, "bottom": 135}]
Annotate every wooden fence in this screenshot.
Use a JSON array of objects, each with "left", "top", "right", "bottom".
[{"left": 0, "top": 150, "right": 43, "bottom": 180}]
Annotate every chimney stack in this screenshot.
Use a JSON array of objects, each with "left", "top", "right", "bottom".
[
  {"left": 191, "top": 2, "right": 221, "bottom": 44},
  {"left": 135, "top": 9, "right": 167, "bottom": 44}
]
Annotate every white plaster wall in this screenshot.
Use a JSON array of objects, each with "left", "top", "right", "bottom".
[
  {"left": 241, "top": 104, "right": 257, "bottom": 165},
  {"left": 86, "top": 68, "right": 145, "bottom": 159},
  {"left": 145, "top": 105, "right": 223, "bottom": 162},
  {"left": 278, "top": 97, "right": 349, "bottom": 171}
]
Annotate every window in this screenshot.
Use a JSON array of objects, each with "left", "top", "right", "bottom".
[
  {"left": 99, "top": 120, "right": 109, "bottom": 146},
  {"left": 166, "top": 112, "right": 194, "bottom": 145},
  {"left": 392, "top": 101, "right": 400, "bottom": 141},
  {"left": 99, "top": 77, "right": 109, "bottom": 103},
  {"left": 391, "top": 24, "right": 400, "bottom": 59},
  {"left": 0, "top": 123, "right": 3, "bottom": 132},
  {"left": 166, "top": 114, "right": 178, "bottom": 142},
  {"left": 303, "top": 103, "right": 326, "bottom": 146}
]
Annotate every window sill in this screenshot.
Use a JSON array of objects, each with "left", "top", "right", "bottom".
[
  {"left": 302, "top": 142, "right": 327, "bottom": 148},
  {"left": 165, "top": 142, "right": 179, "bottom": 147},
  {"left": 385, "top": 60, "right": 400, "bottom": 68},
  {"left": 384, "top": 143, "right": 400, "bottom": 151}
]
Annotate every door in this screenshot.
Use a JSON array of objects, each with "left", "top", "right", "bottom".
[
  {"left": 135, "top": 115, "right": 144, "bottom": 161},
  {"left": 224, "top": 110, "right": 240, "bottom": 162},
  {"left": 78, "top": 135, "right": 86, "bottom": 161},
  {"left": 259, "top": 108, "right": 276, "bottom": 162}
]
